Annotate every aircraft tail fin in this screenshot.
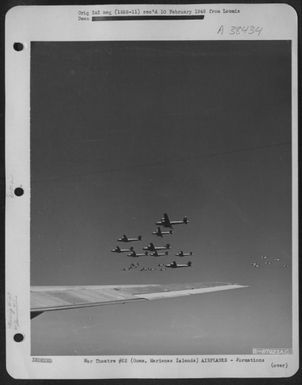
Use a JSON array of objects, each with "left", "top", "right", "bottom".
[
  {"left": 188, "top": 261, "right": 192, "bottom": 266},
  {"left": 183, "top": 216, "right": 189, "bottom": 224},
  {"left": 130, "top": 246, "right": 134, "bottom": 251},
  {"left": 31, "top": 311, "right": 44, "bottom": 319},
  {"left": 166, "top": 244, "right": 170, "bottom": 249},
  {"left": 138, "top": 235, "right": 142, "bottom": 240},
  {"left": 169, "top": 230, "right": 173, "bottom": 234},
  {"left": 164, "top": 251, "right": 168, "bottom": 256},
  {"left": 144, "top": 252, "right": 148, "bottom": 256}
]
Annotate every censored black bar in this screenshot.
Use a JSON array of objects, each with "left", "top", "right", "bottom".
[{"left": 92, "top": 15, "right": 205, "bottom": 21}]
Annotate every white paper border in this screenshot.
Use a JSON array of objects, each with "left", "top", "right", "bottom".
[{"left": 5, "top": 3, "right": 298, "bottom": 379}]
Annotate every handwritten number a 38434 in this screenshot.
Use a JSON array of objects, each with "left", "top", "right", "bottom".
[
  {"left": 217, "top": 25, "right": 263, "bottom": 36},
  {"left": 217, "top": 25, "right": 224, "bottom": 35}
]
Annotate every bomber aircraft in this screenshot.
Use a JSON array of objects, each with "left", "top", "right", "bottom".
[
  {"left": 156, "top": 213, "right": 189, "bottom": 228},
  {"left": 111, "top": 246, "right": 133, "bottom": 253},
  {"left": 176, "top": 251, "right": 193, "bottom": 257},
  {"left": 165, "top": 261, "right": 192, "bottom": 268},
  {"left": 152, "top": 227, "right": 173, "bottom": 237},
  {"left": 150, "top": 250, "right": 169, "bottom": 257},
  {"left": 127, "top": 250, "right": 148, "bottom": 258},
  {"left": 143, "top": 243, "right": 170, "bottom": 252},
  {"left": 118, "top": 234, "right": 142, "bottom": 242}
]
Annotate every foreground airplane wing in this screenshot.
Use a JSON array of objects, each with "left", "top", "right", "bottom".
[{"left": 31, "top": 282, "right": 247, "bottom": 318}]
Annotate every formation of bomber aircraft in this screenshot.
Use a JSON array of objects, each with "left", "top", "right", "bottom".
[
  {"left": 250, "top": 255, "right": 289, "bottom": 269},
  {"left": 111, "top": 213, "right": 193, "bottom": 270},
  {"left": 30, "top": 212, "right": 247, "bottom": 319}
]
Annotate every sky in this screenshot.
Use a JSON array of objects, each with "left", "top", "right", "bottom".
[{"left": 30, "top": 41, "right": 292, "bottom": 355}]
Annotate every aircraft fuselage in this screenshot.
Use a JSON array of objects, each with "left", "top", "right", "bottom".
[
  {"left": 112, "top": 247, "right": 132, "bottom": 253},
  {"left": 176, "top": 252, "right": 193, "bottom": 257},
  {"left": 127, "top": 251, "right": 148, "bottom": 257},
  {"left": 143, "top": 243, "right": 170, "bottom": 251},
  {"left": 152, "top": 228, "right": 172, "bottom": 237},
  {"left": 118, "top": 238, "right": 141, "bottom": 242},
  {"left": 151, "top": 251, "right": 168, "bottom": 257}
]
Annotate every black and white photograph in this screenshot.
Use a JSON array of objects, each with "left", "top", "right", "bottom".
[
  {"left": 30, "top": 39, "right": 293, "bottom": 356},
  {"left": 5, "top": 4, "right": 298, "bottom": 378}
]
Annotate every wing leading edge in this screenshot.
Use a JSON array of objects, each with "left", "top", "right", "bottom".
[{"left": 31, "top": 282, "right": 247, "bottom": 318}]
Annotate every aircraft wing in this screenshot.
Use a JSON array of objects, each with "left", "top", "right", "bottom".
[{"left": 31, "top": 282, "right": 247, "bottom": 318}]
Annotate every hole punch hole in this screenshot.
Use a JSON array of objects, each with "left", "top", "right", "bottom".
[
  {"left": 13, "top": 42, "right": 24, "bottom": 51},
  {"left": 14, "top": 187, "right": 24, "bottom": 196},
  {"left": 14, "top": 333, "right": 24, "bottom": 342}
]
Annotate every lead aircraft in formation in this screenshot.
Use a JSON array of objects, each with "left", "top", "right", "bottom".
[{"left": 156, "top": 213, "right": 189, "bottom": 228}]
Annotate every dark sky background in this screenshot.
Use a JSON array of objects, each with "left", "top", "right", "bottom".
[{"left": 30, "top": 41, "right": 292, "bottom": 355}]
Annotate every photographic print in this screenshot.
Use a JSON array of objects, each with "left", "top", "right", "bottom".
[
  {"left": 6, "top": 4, "right": 298, "bottom": 378},
  {"left": 30, "top": 39, "right": 292, "bottom": 356}
]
